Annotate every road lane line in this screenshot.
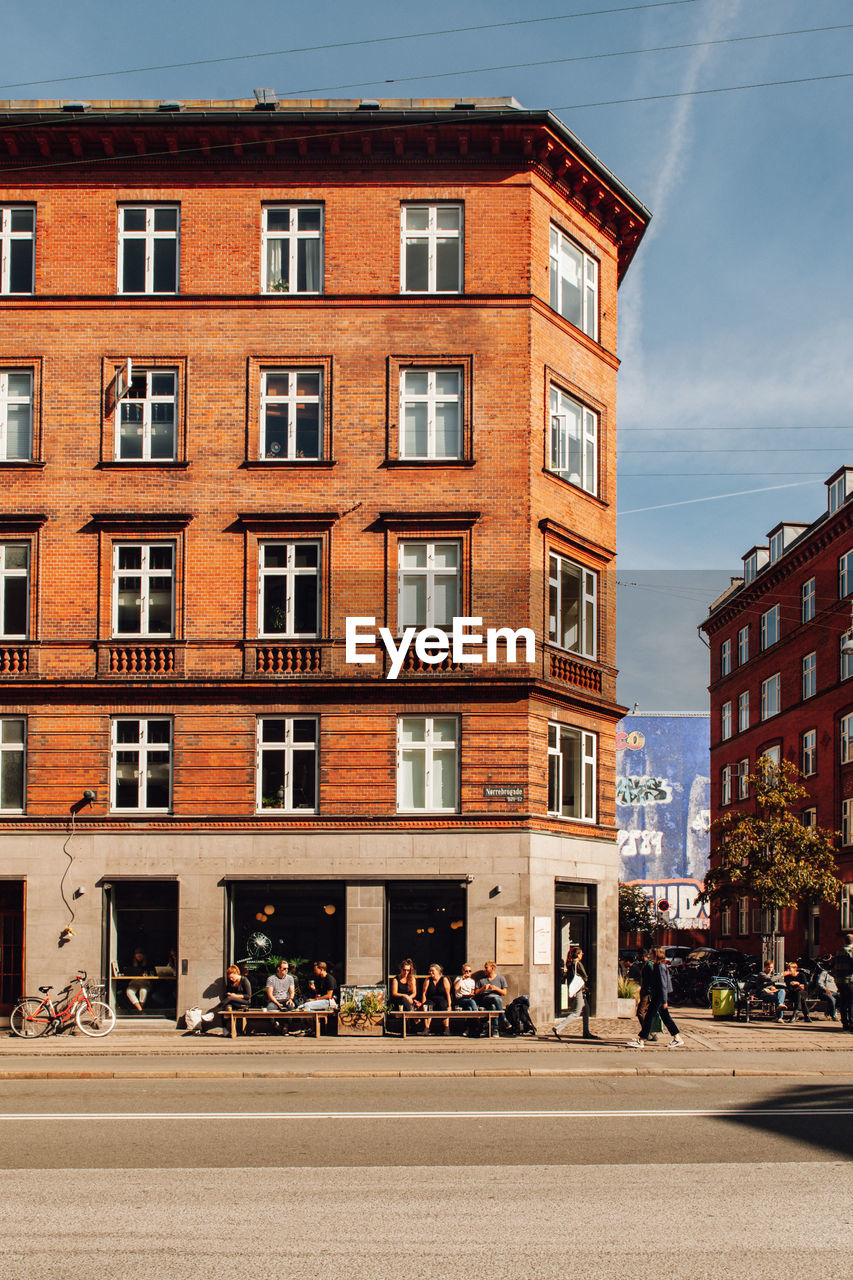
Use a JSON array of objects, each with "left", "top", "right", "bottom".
[{"left": 1, "top": 1107, "right": 852, "bottom": 1121}]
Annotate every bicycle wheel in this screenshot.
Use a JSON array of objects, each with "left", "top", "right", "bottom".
[
  {"left": 75, "top": 999, "right": 116, "bottom": 1037},
  {"left": 10, "top": 998, "right": 51, "bottom": 1038}
]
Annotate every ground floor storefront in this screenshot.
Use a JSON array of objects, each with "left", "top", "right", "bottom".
[{"left": 0, "top": 827, "right": 620, "bottom": 1025}]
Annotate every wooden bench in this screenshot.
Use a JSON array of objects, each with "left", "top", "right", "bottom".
[
  {"left": 219, "top": 1008, "right": 335, "bottom": 1039},
  {"left": 385, "top": 1009, "right": 501, "bottom": 1039}
]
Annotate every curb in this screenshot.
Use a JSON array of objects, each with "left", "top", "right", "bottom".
[{"left": 2, "top": 1065, "right": 852, "bottom": 1080}]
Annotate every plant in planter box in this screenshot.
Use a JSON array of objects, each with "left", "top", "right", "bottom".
[{"left": 338, "top": 986, "right": 386, "bottom": 1035}]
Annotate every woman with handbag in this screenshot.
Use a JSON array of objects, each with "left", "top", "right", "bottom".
[{"left": 552, "top": 947, "right": 599, "bottom": 1040}]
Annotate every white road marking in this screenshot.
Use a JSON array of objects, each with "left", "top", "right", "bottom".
[{"left": 0, "top": 1107, "right": 851, "bottom": 1121}]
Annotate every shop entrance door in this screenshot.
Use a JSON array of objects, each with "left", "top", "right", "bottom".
[
  {"left": 554, "top": 882, "right": 596, "bottom": 1016},
  {"left": 0, "top": 881, "right": 24, "bottom": 1015},
  {"left": 105, "top": 881, "right": 179, "bottom": 1019}
]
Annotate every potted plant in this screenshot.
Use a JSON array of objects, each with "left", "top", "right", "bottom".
[
  {"left": 617, "top": 976, "right": 639, "bottom": 1018},
  {"left": 337, "top": 985, "right": 385, "bottom": 1036}
]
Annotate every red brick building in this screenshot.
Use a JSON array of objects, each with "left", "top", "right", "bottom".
[
  {"left": 0, "top": 96, "right": 649, "bottom": 1022},
  {"left": 702, "top": 468, "right": 853, "bottom": 960}
]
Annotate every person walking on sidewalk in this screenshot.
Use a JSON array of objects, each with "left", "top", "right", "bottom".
[
  {"left": 834, "top": 933, "right": 853, "bottom": 1032},
  {"left": 552, "top": 946, "right": 599, "bottom": 1040},
  {"left": 626, "top": 947, "right": 684, "bottom": 1049}
]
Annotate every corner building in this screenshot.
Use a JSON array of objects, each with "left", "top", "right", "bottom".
[
  {"left": 701, "top": 469, "right": 853, "bottom": 960},
  {"left": 0, "top": 97, "right": 649, "bottom": 1023}
]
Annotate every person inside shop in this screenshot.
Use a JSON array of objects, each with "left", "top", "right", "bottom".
[{"left": 125, "top": 948, "right": 151, "bottom": 1014}]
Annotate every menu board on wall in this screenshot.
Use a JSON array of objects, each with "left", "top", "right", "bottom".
[
  {"left": 495, "top": 916, "right": 524, "bottom": 965},
  {"left": 533, "top": 916, "right": 552, "bottom": 965}
]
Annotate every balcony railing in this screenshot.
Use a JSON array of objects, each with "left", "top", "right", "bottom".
[
  {"left": 100, "top": 644, "right": 177, "bottom": 676},
  {"left": 0, "top": 646, "right": 29, "bottom": 674},
  {"left": 549, "top": 651, "right": 602, "bottom": 692},
  {"left": 254, "top": 644, "right": 323, "bottom": 675}
]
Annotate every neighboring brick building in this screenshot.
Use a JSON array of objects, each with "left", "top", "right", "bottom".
[
  {"left": 701, "top": 468, "right": 853, "bottom": 960},
  {"left": 0, "top": 96, "right": 649, "bottom": 1023}
]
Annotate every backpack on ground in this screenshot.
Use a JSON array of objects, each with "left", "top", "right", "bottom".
[{"left": 505, "top": 994, "right": 537, "bottom": 1036}]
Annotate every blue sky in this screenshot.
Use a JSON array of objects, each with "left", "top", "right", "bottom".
[{"left": 4, "top": 0, "right": 851, "bottom": 708}]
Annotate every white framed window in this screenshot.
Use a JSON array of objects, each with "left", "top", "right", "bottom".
[
  {"left": 842, "top": 636, "right": 853, "bottom": 682},
  {"left": 829, "top": 475, "right": 847, "bottom": 514},
  {"left": 258, "top": 540, "right": 320, "bottom": 638},
  {"left": 841, "top": 712, "right": 853, "bottom": 764},
  {"left": 738, "top": 691, "right": 749, "bottom": 733},
  {"left": 256, "top": 717, "right": 318, "bottom": 812},
  {"left": 400, "top": 369, "right": 462, "bottom": 460},
  {"left": 260, "top": 369, "right": 322, "bottom": 460},
  {"left": 111, "top": 717, "right": 172, "bottom": 812},
  {"left": 720, "top": 639, "right": 731, "bottom": 678},
  {"left": 0, "top": 543, "right": 28, "bottom": 639},
  {"left": 843, "top": 799, "right": 853, "bottom": 847},
  {"left": 744, "top": 553, "right": 758, "bottom": 585},
  {"left": 547, "top": 722, "right": 596, "bottom": 822},
  {"left": 113, "top": 543, "right": 174, "bottom": 637},
  {"left": 737, "top": 759, "right": 749, "bottom": 800},
  {"left": 769, "top": 530, "right": 784, "bottom": 563},
  {"left": 0, "top": 717, "right": 25, "bottom": 812},
  {"left": 721, "top": 764, "right": 732, "bottom": 806},
  {"left": 737, "top": 625, "right": 749, "bottom": 666},
  {"left": 0, "top": 206, "right": 34, "bottom": 294},
  {"left": 0, "top": 370, "right": 33, "bottom": 460},
  {"left": 720, "top": 905, "right": 731, "bottom": 937},
  {"left": 802, "top": 728, "right": 817, "bottom": 777},
  {"left": 760, "top": 604, "right": 779, "bottom": 650},
  {"left": 398, "top": 540, "right": 461, "bottom": 630},
  {"left": 802, "top": 577, "right": 816, "bottom": 623},
  {"left": 721, "top": 701, "right": 732, "bottom": 741},
  {"left": 841, "top": 883, "right": 853, "bottom": 930},
  {"left": 803, "top": 651, "right": 817, "bottom": 699},
  {"left": 548, "top": 552, "right": 596, "bottom": 659},
  {"left": 802, "top": 807, "right": 816, "bottom": 828},
  {"left": 397, "top": 715, "right": 459, "bottom": 812},
  {"left": 737, "top": 895, "right": 750, "bottom": 936},
  {"left": 262, "top": 205, "right": 323, "bottom": 294},
  {"left": 118, "top": 205, "right": 179, "bottom": 294},
  {"left": 549, "top": 224, "right": 598, "bottom": 339},
  {"left": 401, "top": 204, "right": 463, "bottom": 294},
  {"left": 549, "top": 384, "right": 597, "bottom": 495},
  {"left": 761, "top": 674, "right": 780, "bottom": 721},
  {"left": 840, "top": 550, "right": 853, "bottom": 599},
  {"left": 117, "top": 369, "right": 177, "bottom": 461}
]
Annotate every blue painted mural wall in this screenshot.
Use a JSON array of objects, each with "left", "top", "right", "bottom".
[{"left": 616, "top": 713, "right": 711, "bottom": 932}]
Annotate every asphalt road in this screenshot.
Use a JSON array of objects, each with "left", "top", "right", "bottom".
[{"left": 2, "top": 1076, "right": 851, "bottom": 1279}]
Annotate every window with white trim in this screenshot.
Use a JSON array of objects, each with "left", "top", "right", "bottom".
[
  {"left": 0, "top": 206, "right": 34, "bottom": 294},
  {"left": 737, "top": 759, "right": 749, "bottom": 800},
  {"left": 117, "top": 369, "right": 177, "bottom": 461},
  {"left": 0, "top": 717, "right": 25, "bottom": 812},
  {"left": 737, "top": 625, "right": 749, "bottom": 666},
  {"left": 549, "top": 225, "right": 598, "bottom": 339},
  {"left": 0, "top": 543, "right": 28, "bottom": 638},
  {"left": 258, "top": 540, "right": 320, "bottom": 638},
  {"left": 744, "top": 553, "right": 758, "bottom": 585},
  {"left": 841, "top": 712, "right": 853, "bottom": 764},
  {"left": 803, "top": 651, "right": 817, "bottom": 699},
  {"left": 113, "top": 543, "right": 174, "bottom": 637},
  {"left": 400, "top": 369, "right": 462, "bottom": 460},
  {"left": 802, "top": 807, "right": 816, "bottom": 828},
  {"left": 737, "top": 895, "right": 750, "bottom": 935},
  {"left": 262, "top": 205, "right": 323, "bottom": 294},
  {"left": 548, "top": 722, "right": 596, "bottom": 822},
  {"left": 738, "top": 691, "right": 749, "bottom": 733},
  {"left": 548, "top": 552, "right": 596, "bottom": 659},
  {"left": 761, "top": 674, "right": 780, "bottom": 720},
  {"left": 720, "top": 639, "right": 731, "bottom": 678},
  {"left": 802, "top": 577, "right": 816, "bottom": 623},
  {"left": 841, "top": 883, "right": 853, "bottom": 930},
  {"left": 721, "top": 764, "right": 732, "bottom": 806},
  {"left": 759, "top": 746, "right": 781, "bottom": 786},
  {"left": 260, "top": 369, "right": 322, "bottom": 460},
  {"left": 840, "top": 550, "right": 853, "bottom": 599},
  {"left": 829, "top": 475, "right": 847, "bottom": 514},
  {"left": 769, "top": 530, "right": 784, "bottom": 563},
  {"left": 548, "top": 384, "right": 597, "bottom": 495},
  {"left": 401, "top": 204, "right": 463, "bottom": 294},
  {"left": 842, "top": 636, "right": 853, "bottom": 682},
  {"left": 721, "top": 701, "right": 732, "bottom": 741},
  {"left": 118, "top": 205, "right": 179, "bottom": 294},
  {"left": 802, "top": 728, "right": 817, "bottom": 777},
  {"left": 111, "top": 717, "right": 171, "bottom": 811},
  {"left": 256, "top": 717, "right": 318, "bottom": 812},
  {"left": 720, "top": 905, "right": 732, "bottom": 937},
  {"left": 397, "top": 715, "right": 459, "bottom": 812},
  {"left": 760, "top": 604, "right": 779, "bottom": 650},
  {"left": 398, "top": 540, "right": 460, "bottom": 631},
  {"left": 843, "top": 799, "right": 853, "bottom": 847},
  {"left": 0, "top": 370, "right": 33, "bottom": 460}
]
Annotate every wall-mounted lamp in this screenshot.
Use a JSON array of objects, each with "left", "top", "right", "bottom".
[
  {"left": 72, "top": 886, "right": 86, "bottom": 900},
  {"left": 489, "top": 885, "right": 502, "bottom": 899},
  {"left": 69, "top": 789, "right": 97, "bottom": 815},
  {"left": 464, "top": 874, "right": 474, "bottom": 884}
]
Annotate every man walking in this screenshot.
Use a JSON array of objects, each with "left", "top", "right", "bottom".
[
  {"left": 626, "top": 946, "right": 684, "bottom": 1049},
  {"left": 833, "top": 933, "right": 853, "bottom": 1032}
]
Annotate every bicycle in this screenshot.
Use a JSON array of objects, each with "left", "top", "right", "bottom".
[{"left": 10, "top": 970, "right": 116, "bottom": 1038}]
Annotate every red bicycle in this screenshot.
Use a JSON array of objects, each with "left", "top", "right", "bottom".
[{"left": 10, "top": 970, "right": 116, "bottom": 1038}]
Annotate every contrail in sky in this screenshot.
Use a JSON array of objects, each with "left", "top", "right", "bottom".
[{"left": 619, "top": 479, "right": 817, "bottom": 515}]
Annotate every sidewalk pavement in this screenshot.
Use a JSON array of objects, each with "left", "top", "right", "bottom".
[{"left": 1, "top": 1008, "right": 850, "bottom": 1079}]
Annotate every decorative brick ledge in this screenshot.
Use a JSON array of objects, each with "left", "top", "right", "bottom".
[{"left": 549, "top": 651, "right": 602, "bottom": 692}]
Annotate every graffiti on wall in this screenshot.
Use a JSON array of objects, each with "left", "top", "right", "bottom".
[
  {"left": 616, "top": 775, "right": 673, "bottom": 805},
  {"left": 626, "top": 878, "right": 710, "bottom": 930}
]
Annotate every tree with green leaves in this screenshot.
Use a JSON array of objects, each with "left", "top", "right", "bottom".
[
  {"left": 698, "top": 758, "right": 840, "bottom": 930},
  {"left": 619, "top": 881, "right": 658, "bottom": 940}
]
